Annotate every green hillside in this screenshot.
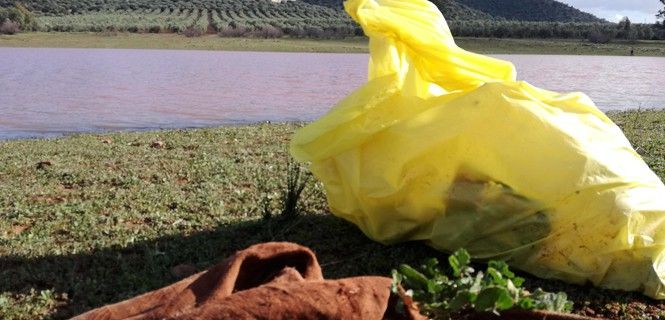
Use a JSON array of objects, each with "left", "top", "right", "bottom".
[
  {"left": 430, "top": 0, "right": 495, "bottom": 21},
  {"left": 457, "top": 0, "right": 603, "bottom": 22},
  {"left": 1, "top": 0, "right": 601, "bottom": 23},
  {"left": 301, "top": 0, "right": 602, "bottom": 22},
  {"left": 300, "top": 0, "right": 495, "bottom": 21},
  {"left": 3, "top": 0, "right": 662, "bottom": 40}
]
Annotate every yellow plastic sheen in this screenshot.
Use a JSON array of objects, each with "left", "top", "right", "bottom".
[{"left": 290, "top": 0, "right": 665, "bottom": 298}]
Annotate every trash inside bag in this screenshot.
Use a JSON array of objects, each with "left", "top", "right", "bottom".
[{"left": 290, "top": 0, "right": 665, "bottom": 299}]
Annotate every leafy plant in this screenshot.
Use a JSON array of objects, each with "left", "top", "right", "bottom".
[{"left": 391, "top": 249, "right": 573, "bottom": 319}]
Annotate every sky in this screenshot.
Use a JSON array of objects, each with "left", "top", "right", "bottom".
[{"left": 557, "top": 0, "right": 662, "bottom": 23}]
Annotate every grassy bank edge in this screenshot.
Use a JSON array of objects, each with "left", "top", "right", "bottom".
[{"left": 1, "top": 32, "right": 665, "bottom": 56}]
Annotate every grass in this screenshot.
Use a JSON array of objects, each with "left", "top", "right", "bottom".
[
  {"left": 0, "top": 33, "right": 369, "bottom": 53},
  {"left": 0, "top": 109, "right": 664, "bottom": 319},
  {"left": 456, "top": 38, "right": 665, "bottom": 57},
  {"left": 1, "top": 32, "right": 665, "bottom": 56}
]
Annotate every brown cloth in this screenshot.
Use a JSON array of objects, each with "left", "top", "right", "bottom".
[{"left": 73, "top": 242, "right": 424, "bottom": 320}]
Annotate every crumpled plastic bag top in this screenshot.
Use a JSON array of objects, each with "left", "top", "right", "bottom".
[{"left": 290, "top": 0, "right": 665, "bottom": 299}]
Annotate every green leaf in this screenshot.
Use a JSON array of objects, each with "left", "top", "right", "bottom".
[
  {"left": 474, "top": 286, "right": 515, "bottom": 312},
  {"left": 512, "top": 276, "right": 525, "bottom": 287},
  {"left": 555, "top": 292, "right": 574, "bottom": 312},
  {"left": 518, "top": 297, "right": 535, "bottom": 310},
  {"left": 398, "top": 264, "right": 430, "bottom": 290},
  {"left": 449, "top": 249, "right": 471, "bottom": 277},
  {"left": 505, "top": 279, "right": 519, "bottom": 297},
  {"left": 423, "top": 258, "right": 440, "bottom": 278},
  {"left": 469, "top": 272, "right": 484, "bottom": 295},
  {"left": 426, "top": 278, "right": 443, "bottom": 295},
  {"left": 391, "top": 269, "right": 403, "bottom": 294},
  {"left": 449, "top": 290, "right": 473, "bottom": 312},
  {"left": 530, "top": 289, "right": 574, "bottom": 313},
  {"left": 486, "top": 267, "right": 507, "bottom": 286},
  {"left": 488, "top": 260, "right": 515, "bottom": 279}
]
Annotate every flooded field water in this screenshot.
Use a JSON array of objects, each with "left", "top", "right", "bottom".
[{"left": 1, "top": 47, "right": 663, "bottom": 139}]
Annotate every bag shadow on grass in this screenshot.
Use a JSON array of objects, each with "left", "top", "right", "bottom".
[
  {"left": 1, "top": 213, "right": 657, "bottom": 319},
  {"left": 0, "top": 213, "right": 442, "bottom": 319}
]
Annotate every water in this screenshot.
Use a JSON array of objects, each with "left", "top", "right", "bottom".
[
  {"left": 1, "top": 48, "right": 663, "bottom": 140},
  {"left": 497, "top": 54, "right": 665, "bottom": 111}
]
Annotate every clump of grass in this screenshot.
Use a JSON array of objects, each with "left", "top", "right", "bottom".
[
  {"left": 281, "top": 159, "right": 310, "bottom": 217},
  {"left": 258, "top": 156, "right": 311, "bottom": 219}
]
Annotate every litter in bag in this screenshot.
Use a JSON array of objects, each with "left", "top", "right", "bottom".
[{"left": 290, "top": 0, "right": 665, "bottom": 298}]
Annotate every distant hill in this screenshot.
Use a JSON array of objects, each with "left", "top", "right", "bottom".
[
  {"left": 429, "top": 0, "right": 495, "bottom": 21},
  {"left": 301, "top": 0, "right": 601, "bottom": 22},
  {"left": 456, "top": 0, "right": 603, "bottom": 22},
  {"left": 301, "top": 0, "right": 493, "bottom": 21},
  {"left": 2, "top": 0, "right": 602, "bottom": 23}
]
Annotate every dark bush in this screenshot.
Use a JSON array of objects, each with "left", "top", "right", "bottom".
[
  {"left": 587, "top": 30, "right": 612, "bottom": 43},
  {"left": 218, "top": 26, "right": 248, "bottom": 37},
  {"left": 246, "top": 25, "right": 283, "bottom": 38},
  {"left": 287, "top": 27, "right": 307, "bottom": 38},
  {"left": 304, "top": 26, "right": 324, "bottom": 38},
  {"left": 183, "top": 26, "right": 204, "bottom": 37},
  {"left": 0, "top": 19, "right": 20, "bottom": 34}
]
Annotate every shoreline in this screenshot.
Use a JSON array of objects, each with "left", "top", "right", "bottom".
[
  {"left": 1, "top": 109, "right": 663, "bottom": 143},
  {"left": 2, "top": 32, "right": 665, "bottom": 56},
  {"left": 2, "top": 109, "right": 663, "bottom": 142}
]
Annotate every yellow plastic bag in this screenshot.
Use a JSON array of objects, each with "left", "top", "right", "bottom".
[{"left": 290, "top": 0, "right": 665, "bottom": 298}]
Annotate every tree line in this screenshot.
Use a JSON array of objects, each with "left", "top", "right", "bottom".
[
  {"left": 448, "top": 19, "right": 665, "bottom": 41},
  {"left": 2, "top": 0, "right": 665, "bottom": 41}
]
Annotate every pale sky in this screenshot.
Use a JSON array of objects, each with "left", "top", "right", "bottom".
[{"left": 557, "top": 0, "right": 662, "bottom": 23}]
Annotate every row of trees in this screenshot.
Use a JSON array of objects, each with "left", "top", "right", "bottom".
[
  {"left": 37, "top": 8, "right": 200, "bottom": 33},
  {"left": 448, "top": 19, "right": 665, "bottom": 41},
  {"left": 30, "top": 7, "right": 360, "bottom": 38},
  {"left": 214, "top": 18, "right": 665, "bottom": 40},
  {"left": 0, "top": 0, "right": 347, "bottom": 19}
]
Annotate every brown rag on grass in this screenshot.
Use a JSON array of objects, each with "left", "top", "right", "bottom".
[{"left": 72, "top": 242, "right": 425, "bottom": 320}]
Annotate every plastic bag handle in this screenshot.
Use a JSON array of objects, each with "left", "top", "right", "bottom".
[{"left": 345, "top": 0, "right": 516, "bottom": 95}]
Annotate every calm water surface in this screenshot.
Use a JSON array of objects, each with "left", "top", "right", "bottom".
[{"left": 1, "top": 48, "right": 663, "bottom": 140}]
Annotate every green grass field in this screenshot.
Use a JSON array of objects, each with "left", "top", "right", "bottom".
[
  {"left": 0, "top": 109, "right": 664, "bottom": 319},
  {"left": 2, "top": 32, "right": 665, "bottom": 56},
  {"left": 0, "top": 33, "right": 369, "bottom": 52}
]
